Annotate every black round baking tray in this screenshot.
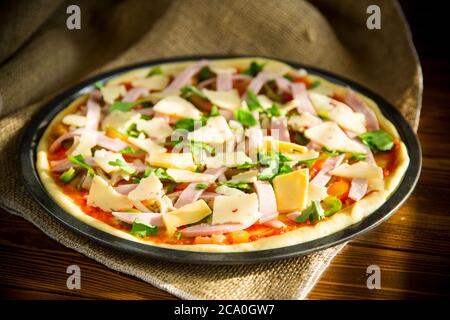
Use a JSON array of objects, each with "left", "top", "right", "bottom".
[{"left": 20, "top": 55, "right": 421, "bottom": 265}]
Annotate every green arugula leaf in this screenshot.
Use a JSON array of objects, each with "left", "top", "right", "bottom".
[
  {"left": 181, "top": 85, "right": 208, "bottom": 99},
  {"left": 309, "top": 80, "right": 321, "bottom": 89},
  {"left": 68, "top": 155, "right": 95, "bottom": 176},
  {"left": 197, "top": 66, "right": 214, "bottom": 82},
  {"left": 109, "top": 101, "right": 135, "bottom": 112},
  {"left": 94, "top": 81, "right": 104, "bottom": 89},
  {"left": 242, "top": 61, "right": 264, "bottom": 77},
  {"left": 283, "top": 74, "right": 294, "bottom": 82},
  {"left": 166, "top": 182, "right": 176, "bottom": 194},
  {"left": 144, "top": 167, "right": 175, "bottom": 182},
  {"left": 236, "top": 162, "right": 258, "bottom": 170},
  {"left": 195, "top": 183, "right": 208, "bottom": 190},
  {"left": 222, "top": 181, "right": 252, "bottom": 192},
  {"left": 266, "top": 104, "right": 282, "bottom": 118},
  {"left": 147, "top": 66, "right": 163, "bottom": 77},
  {"left": 131, "top": 220, "right": 158, "bottom": 237},
  {"left": 175, "top": 232, "right": 183, "bottom": 240},
  {"left": 321, "top": 196, "right": 342, "bottom": 217},
  {"left": 210, "top": 105, "right": 220, "bottom": 117},
  {"left": 246, "top": 90, "right": 263, "bottom": 111},
  {"left": 235, "top": 108, "right": 257, "bottom": 127},
  {"left": 348, "top": 152, "right": 366, "bottom": 161},
  {"left": 120, "top": 147, "right": 139, "bottom": 154},
  {"left": 126, "top": 123, "right": 143, "bottom": 138},
  {"left": 297, "top": 158, "right": 318, "bottom": 168},
  {"left": 108, "top": 159, "right": 137, "bottom": 175},
  {"left": 358, "top": 130, "right": 394, "bottom": 152},
  {"left": 60, "top": 167, "right": 77, "bottom": 184},
  {"left": 295, "top": 200, "right": 325, "bottom": 223}
]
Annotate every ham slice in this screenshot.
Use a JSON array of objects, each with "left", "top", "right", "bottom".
[
  {"left": 216, "top": 72, "right": 233, "bottom": 91},
  {"left": 348, "top": 178, "right": 368, "bottom": 201},
  {"left": 311, "top": 154, "right": 345, "bottom": 187},
  {"left": 291, "top": 82, "right": 317, "bottom": 115},
  {"left": 49, "top": 128, "right": 84, "bottom": 153},
  {"left": 286, "top": 211, "right": 302, "bottom": 222},
  {"left": 198, "top": 74, "right": 252, "bottom": 89},
  {"left": 180, "top": 216, "right": 258, "bottom": 237},
  {"left": 115, "top": 184, "right": 138, "bottom": 195},
  {"left": 164, "top": 60, "right": 209, "bottom": 92},
  {"left": 344, "top": 89, "right": 379, "bottom": 131},
  {"left": 263, "top": 219, "right": 286, "bottom": 228},
  {"left": 112, "top": 212, "right": 164, "bottom": 227},
  {"left": 95, "top": 133, "right": 129, "bottom": 152},
  {"left": 254, "top": 181, "right": 278, "bottom": 223},
  {"left": 174, "top": 167, "right": 226, "bottom": 208},
  {"left": 50, "top": 157, "right": 96, "bottom": 172},
  {"left": 270, "top": 117, "right": 290, "bottom": 142},
  {"left": 122, "top": 87, "right": 149, "bottom": 102},
  {"left": 85, "top": 91, "right": 101, "bottom": 130}
]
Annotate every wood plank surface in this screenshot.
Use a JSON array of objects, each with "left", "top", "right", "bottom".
[{"left": 1, "top": 1, "right": 449, "bottom": 300}]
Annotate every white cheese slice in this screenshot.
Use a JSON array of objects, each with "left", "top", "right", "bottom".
[
  {"left": 210, "top": 66, "right": 237, "bottom": 74},
  {"left": 288, "top": 113, "right": 321, "bottom": 132},
  {"left": 101, "top": 85, "right": 127, "bottom": 104},
  {"left": 136, "top": 118, "right": 173, "bottom": 139},
  {"left": 304, "top": 122, "right": 366, "bottom": 153},
  {"left": 70, "top": 130, "right": 97, "bottom": 157},
  {"left": 188, "top": 116, "right": 233, "bottom": 144},
  {"left": 148, "top": 152, "right": 196, "bottom": 171},
  {"left": 328, "top": 101, "right": 367, "bottom": 134},
  {"left": 131, "top": 75, "right": 170, "bottom": 91},
  {"left": 93, "top": 149, "right": 128, "bottom": 174},
  {"left": 128, "top": 137, "right": 167, "bottom": 154},
  {"left": 128, "top": 175, "right": 163, "bottom": 202},
  {"left": 202, "top": 89, "right": 241, "bottom": 111},
  {"left": 107, "top": 68, "right": 151, "bottom": 86},
  {"left": 212, "top": 193, "right": 260, "bottom": 225},
  {"left": 230, "top": 170, "right": 259, "bottom": 183},
  {"left": 215, "top": 185, "right": 246, "bottom": 196},
  {"left": 101, "top": 110, "right": 141, "bottom": 133},
  {"left": 62, "top": 114, "right": 87, "bottom": 127},
  {"left": 307, "top": 184, "right": 329, "bottom": 204},
  {"left": 204, "top": 151, "right": 252, "bottom": 168},
  {"left": 257, "top": 95, "right": 275, "bottom": 110},
  {"left": 162, "top": 200, "right": 212, "bottom": 235},
  {"left": 284, "top": 149, "right": 320, "bottom": 162},
  {"left": 330, "top": 161, "right": 383, "bottom": 179},
  {"left": 153, "top": 96, "right": 202, "bottom": 119},
  {"left": 87, "top": 175, "right": 132, "bottom": 212},
  {"left": 166, "top": 168, "right": 215, "bottom": 183},
  {"left": 309, "top": 92, "right": 334, "bottom": 114}
]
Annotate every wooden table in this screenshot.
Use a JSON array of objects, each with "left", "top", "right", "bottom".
[{"left": 1, "top": 2, "right": 449, "bottom": 300}]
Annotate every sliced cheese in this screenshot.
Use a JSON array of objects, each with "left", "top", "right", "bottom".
[
  {"left": 263, "top": 139, "right": 308, "bottom": 154},
  {"left": 273, "top": 169, "right": 309, "bottom": 213},
  {"left": 188, "top": 116, "right": 233, "bottom": 144},
  {"left": 202, "top": 89, "right": 241, "bottom": 111},
  {"left": 162, "top": 200, "right": 212, "bottom": 235},
  {"left": 328, "top": 101, "right": 366, "bottom": 134},
  {"left": 330, "top": 161, "right": 383, "bottom": 179},
  {"left": 153, "top": 96, "right": 202, "bottom": 119},
  {"left": 304, "top": 122, "right": 366, "bottom": 153},
  {"left": 62, "top": 114, "right": 87, "bottom": 127},
  {"left": 128, "top": 175, "right": 163, "bottom": 202},
  {"left": 131, "top": 75, "right": 170, "bottom": 91},
  {"left": 204, "top": 151, "right": 252, "bottom": 168},
  {"left": 309, "top": 92, "right": 334, "bottom": 114},
  {"left": 101, "top": 110, "right": 141, "bottom": 133},
  {"left": 148, "top": 152, "right": 196, "bottom": 171},
  {"left": 257, "top": 95, "right": 275, "bottom": 110},
  {"left": 87, "top": 175, "right": 132, "bottom": 212},
  {"left": 230, "top": 170, "right": 259, "bottom": 183},
  {"left": 210, "top": 66, "right": 237, "bottom": 74},
  {"left": 101, "top": 85, "right": 126, "bottom": 104},
  {"left": 284, "top": 149, "right": 320, "bottom": 162},
  {"left": 215, "top": 185, "right": 246, "bottom": 196},
  {"left": 288, "top": 113, "right": 321, "bottom": 132},
  {"left": 107, "top": 68, "right": 151, "bottom": 86},
  {"left": 307, "top": 183, "right": 329, "bottom": 204},
  {"left": 212, "top": 193, "right": 260, "bottom": 225},
  {"left": 136, "top": 118, "right": 173, "bottom": 139},
  {"left": 128, "top": 137, "right": 167, "bottom": 153},
  {"left": 70, "top": 130, "right": 97, "bottom": 158},
  {"left": 166, "top": 168, "right": 215, "bottom": 183},
  {"left": 93, "top": 149, "right": 128, "bottom": 174}
]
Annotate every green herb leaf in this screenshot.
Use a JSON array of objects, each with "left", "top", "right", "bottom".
[
  {"left": 120, "top": 147, "right": 139, "bottom": 154},
  {"left": 60, "top": 167, "right": 77, "bottom": 184},
  {"left": 94, "top": 81, "right": 104, "bottom": 89},
  {"left": 195, "top": 183, "right": 208, "bottom": 190},
  {"left": 68, "top": 155, "right": 95, "bottom": 176},
  {"left": 295, "top": 200, "right": 325, "bottom": 223},
  {"left": 108, "top": 159, "right": 137, "bottom": 175},
  {"left": 242, "top": 61, "right": 264, "bottom": 77},
  {"left": 321, "top": 196, "right": 342, "bottom": 217},
  {"left": 175, "top": 233, "right": 182, "bottom": 240},
  {"left": 294, "top": 132, "right": 310, "bottom": 145},
  {"left": 210, "top": 105, "right": 220, "bottom": 117},
  {"left": 358, "top": 130, "right": 394, "bottom": 152},
  {"left": 297, "top": 158, "right": 318, "bottom": 168},
  {"left": 197, "top": 66, "right": 214, "bottom": 82},
  {"left": 166, "top": 182, "right": 176, "bottom": 194},
  {"left": 348, "top": 152, "right": 366, "bottom": 161},
  {"left": 144, "top": 167, "right": 175, "bottom": 182},
  {"left": 222, "top": 181, "right": 252, "bottom": 192},
  {"left": 236, "top": 162, "right": 258, "bottom": 170},
  {"left": 309, "top": 80, "right": 321, "bottom": 89},
  {"left": 246, "top": 90, "right": 263, "bottom": 111},
  {"left": 109, "top": 101, "right": 135, "bottom": 112},
  {"left": 147, "top": 66, "right": 163, "bottom": 77},
  {"left": 317, "top": 111, "right": 329, "bottom": 120},
  {"left": 131, "top": 220, "right": 158, "bottom": 237},
  {"left": 235, "top": 108, "right": 257, "bottom": 127},
  {"left": 266, "top": 104, "right": 282, "bottom": 118},
  {"left": 283, "top": 74, "right": 294, "bottom": 82},
  {"left": 181, "top": 85, "right": 208, "bottom": 99},
  {"left": 126, "top": 123, "right": 143, "bottom": 138}
]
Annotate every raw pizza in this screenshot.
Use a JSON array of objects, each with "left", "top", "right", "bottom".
[{"left": 36, "top": 57, "right": 409, "bottom": 252}]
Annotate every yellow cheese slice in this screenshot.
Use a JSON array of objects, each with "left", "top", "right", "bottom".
[
  {"left": 212, "top": 193, "right": 260, "bottom": 225},
  {"left": 148, "top": 152, "right": 196, "bottom": 171},
  {"left": 166, "top": 168, "right": 215, "bottom": 183},
  {"left": 136, "top": 118, "right": 173, "bottom": 139},
  {"left": 215, "top": 185, "right": 246, "bottom": 196},
  {"left": 101, "top": 110, "right": 141, "bottom": 133},
  {"left": 70, "top": 130, "right": 97, "bottom": 158},
  {"left": 202, "top": 89, "right": 241, "bottom": 110},
  {"left": 230, "top": 170, "right": 259, "bottom": 183},
  {"left": 128, "top": 137, "right": 167, "bottom": 154},
  {"left": 273, "top": 169, "right": 309, "bottom": 213},
  {"left": 188, "top": 116, "right": 233, "bottom": 144},
  {"left": 288, "top": 113, "right": 321, "bottom": 132},
  {"left": 153, "top": 96, "right": 202, "bottom": 119},
  {"left": 93, "top": 149, "right": 128, "bottom": 174},
  {"left": 100, "top": 85, "right": 126, "bottom": 104},
  {"left": 87, "top": 176, "right": 133, "bottom": 212},
  {"left": 131, "top": 75, "right": 169, "bottom": 91},
  {"left": 328, "top": 101, "right": 366, "bottom": 134},
  {"left": 263, "top": 139, "right": 307, "bottom": 154},
  {"left": 330, "top": 161, "right": 383, "bottom": 179},
  {"left": 62, "top": 114, "right": 87, "bottom": 127},
  {"left": 162, "top": 200, "right": 212, "bottom": 235},
  {"left": 128, "top": 175, "right": 163, "bottom": 202},
  {"left": 106, "top": 68, "right": 151, "bottom": 86},
  {"left": 204, "top": 151, "right": 252, "bottom": 168}
]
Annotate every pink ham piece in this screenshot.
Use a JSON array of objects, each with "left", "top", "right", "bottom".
[
  {"left": 311, "top": 154, "right": 345, "bottom": 187},
  {"left": 348, "top": 178, "right": 368, "bottom": 201},
  {"left": 291, "top": 82, "right": 317, "bottom": 115},
  {"left": 180, "top": 218, "right": 257, "bottom": 237},
  {"left": 216, "top": 72, "right": 233, "bottom": 91},
  {"left": 174, "top": 167, "right": 226, "bottom": 208},
  {"left": 344, "top": 89, "right": 379, "bottom": 131},
  {"left": 270, "top": 117, "right": 290, "bottom": 142},
  {"left": 198, "top": 73, "right": 252, "bottom": 89},
  {"left": 245, "top": 71, "right": 292, "bottom": 98},
  {"left": 85, "top": 91, "right": 101, "bottom": 131},
  {"left": 219, "top": 109, "right": 234, "bottom": 121},
  {"left": 164, "top": 60, "right": 209, "bottom": 92},
  {"left": 306, "top": 141, "right": 322, "bottom": 151},
  {"left": 122, "top": 87, "right": 149, "bottom": 103},
  {"left": 112, "top": 212, "right": 164, "bottom": 227},
  {"left": 95, "top": 133, "right": 129, "bottom": 152},
  {"left": 50, "top": 157, "right": 96, "bottom": 172},
  {"left": 115, "top": 184, "right": 138, "bottom": 195},
  {"left": 286, "top": 211, "right": 302, "bottom": 222},
  {"left": 49, "top": 128, "right": 84, "bottom": 153},
  {"left": 263, "top": 219, "right": 286, "bottom": 229},
  {"left": 254, "top": 181, "right": 278, "bottom": 223},
  {"left": 274, "top": 75, "right": 291, "bottom": 93},
  {"left": 133, "top": 108, "right": 154, "bottom": 116}
]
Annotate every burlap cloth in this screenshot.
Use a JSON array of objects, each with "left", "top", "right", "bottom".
[{"left": 0, "top": 0, "right": 422, "bottom": 299}]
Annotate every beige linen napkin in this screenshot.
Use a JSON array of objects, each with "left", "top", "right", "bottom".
[{"left": 0, "top": 0, "right": 421, "bottom": 299}]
